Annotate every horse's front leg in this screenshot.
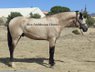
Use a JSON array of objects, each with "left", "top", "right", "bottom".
[
  {"left": 49, "top": 37, "right": 56, "bottom": 66},
  {"left": 49, "top": 46, "right": 55, "bottom": 66}
]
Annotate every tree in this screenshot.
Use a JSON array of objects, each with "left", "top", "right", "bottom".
[
  {"left": 30, "top": 12, "right": 41, "bottom": 18},
  {"left": 7, "top": 12, "right": 22, "bottom": 24},
  {"left": 47, "top": 6, "right": 70, "bottom": 15}
]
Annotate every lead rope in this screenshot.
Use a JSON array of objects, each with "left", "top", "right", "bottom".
[{"left": 80, "top": 29, "right": 84, "bottom": 35}]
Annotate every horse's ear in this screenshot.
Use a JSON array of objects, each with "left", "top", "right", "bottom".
[
  {"left": 75, "top": 11, "right": 79, "bottom": 16},
  {"left": 80, "top": 12, "right": 83, "bottom": 16},
  {"left": 79, "top": 12, "right": 83, "bottom": 19}
]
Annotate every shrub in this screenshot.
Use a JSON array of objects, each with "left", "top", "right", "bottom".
[
  {"left": 83, "top": 12, "right": 95, "bottom": 27},
  {"left": 0, "top": 18, "right": 4, "bottom": 26},
  {"left": 72, "top": 29, "right": 80, "bottom": 35},
  {"left": 30, "top": 13, "right": 41, "bottom": 18},
  {"left": 86, "top": 17, "right": 95, "bottom": 27},
  {"left": 0, "top": 17, "right": 7, "bottom": 26}
]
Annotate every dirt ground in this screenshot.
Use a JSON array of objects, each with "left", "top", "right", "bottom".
[{"left": 0, "top": 26, "right": 95, "bottom": 72}]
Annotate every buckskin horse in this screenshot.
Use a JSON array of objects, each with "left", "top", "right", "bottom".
[{"left": 7, "top": 11, "right": 88, "bottom": 67}]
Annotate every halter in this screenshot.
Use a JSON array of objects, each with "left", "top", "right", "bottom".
[
  {"left": 75, "top": 11, "right": 83, "bottom": 29},
  {"left": 75, "top": 11, "right": 88, "bottom": 34}
]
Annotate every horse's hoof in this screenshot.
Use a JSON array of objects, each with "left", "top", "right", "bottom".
[
  {"left": 9, "top": 62, "right": 16, "bottom": 68},
  {"left": 49, "top": 64, "right": 55, "bottom": 68},
  {"left": 49, "top": 61, "right": 55, "bottom": 66},
  {"left": 51, "top": 63, "right": 55, "bottom": 66},
  {"left": 49, "top": 62, "right": 55, "bottom": 68}
]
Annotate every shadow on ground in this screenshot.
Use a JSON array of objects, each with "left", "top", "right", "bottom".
[{"left": 0, "top": 57, "right": 64, "bottom": 67}]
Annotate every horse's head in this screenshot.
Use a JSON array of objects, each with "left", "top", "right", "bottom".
[{"left": 73, "top": 11, "right": 88, "bottom": 32}]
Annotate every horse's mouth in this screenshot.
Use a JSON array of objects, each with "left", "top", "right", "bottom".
[{"left": 81, "top": 27, "right": 88, "bottom": 32}]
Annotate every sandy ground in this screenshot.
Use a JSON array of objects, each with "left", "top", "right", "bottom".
[{"left": 0, "top": 26, "right": 95, "bottom": 72}]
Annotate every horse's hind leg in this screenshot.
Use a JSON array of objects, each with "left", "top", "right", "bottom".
[
  {"left": 8, "top": 40, "right": 15, "bottom": 67},
  {"left": 8, "top": 35, "right": 22, "bottom": 68}
]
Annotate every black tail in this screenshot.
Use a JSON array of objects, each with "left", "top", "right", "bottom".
[{"left": 7, "top": 26, "right": 12, "bottom": 48}]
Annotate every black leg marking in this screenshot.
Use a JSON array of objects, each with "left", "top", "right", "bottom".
[
  {"left": 9, "top": 44, "right": 14, "bottom": 62},
  {"left": 49, "top": 46, "right": 55, "bottom": 66},
  {"left": 7, "top": 27, "right": 14, "bottom": 63}
]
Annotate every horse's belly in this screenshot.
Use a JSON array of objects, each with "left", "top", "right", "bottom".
[{"left": 25, "top": 33, "right": 47, "bottom": 40}]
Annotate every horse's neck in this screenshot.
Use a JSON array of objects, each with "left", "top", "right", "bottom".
[{"left": 56, "top": 12, "right": 76, "bottom": 29}]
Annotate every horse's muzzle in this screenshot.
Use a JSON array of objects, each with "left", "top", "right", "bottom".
[
  {"left": 82, "top": 27, "right": 88, "bottom": 32},
  {"left": 80, "top": 24, "right": 88, "bottom": 32}
]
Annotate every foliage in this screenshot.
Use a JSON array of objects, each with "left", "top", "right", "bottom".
[
  {"left": 86, "top": 17, "right": 95, "bottom": 27},
  {"left": 7, "top": 12, "right": 22, "bottom": 24},
  {"left": 83, "top": 12, "right": 95, "bottom": 27},
  {"left": 72, "top": 29, "right": 80, "bottom": 35},
  {"left": 0, "top": 17, "right": 7, "bottom": 26},
  {"left": 83, "top": 11, "right": 88, "bottom": 18},
  {"left": 30, "top": 12, "right": 33, "bottom": 18},
  {"left": 30, "top": 12, "right": 41, "bottom": 18},
  {"left": 47, "top": 6, "right": 70, "bottom": 15},
  {"left": 0, "top": 17, "right": 4, "bottom": 25}
]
